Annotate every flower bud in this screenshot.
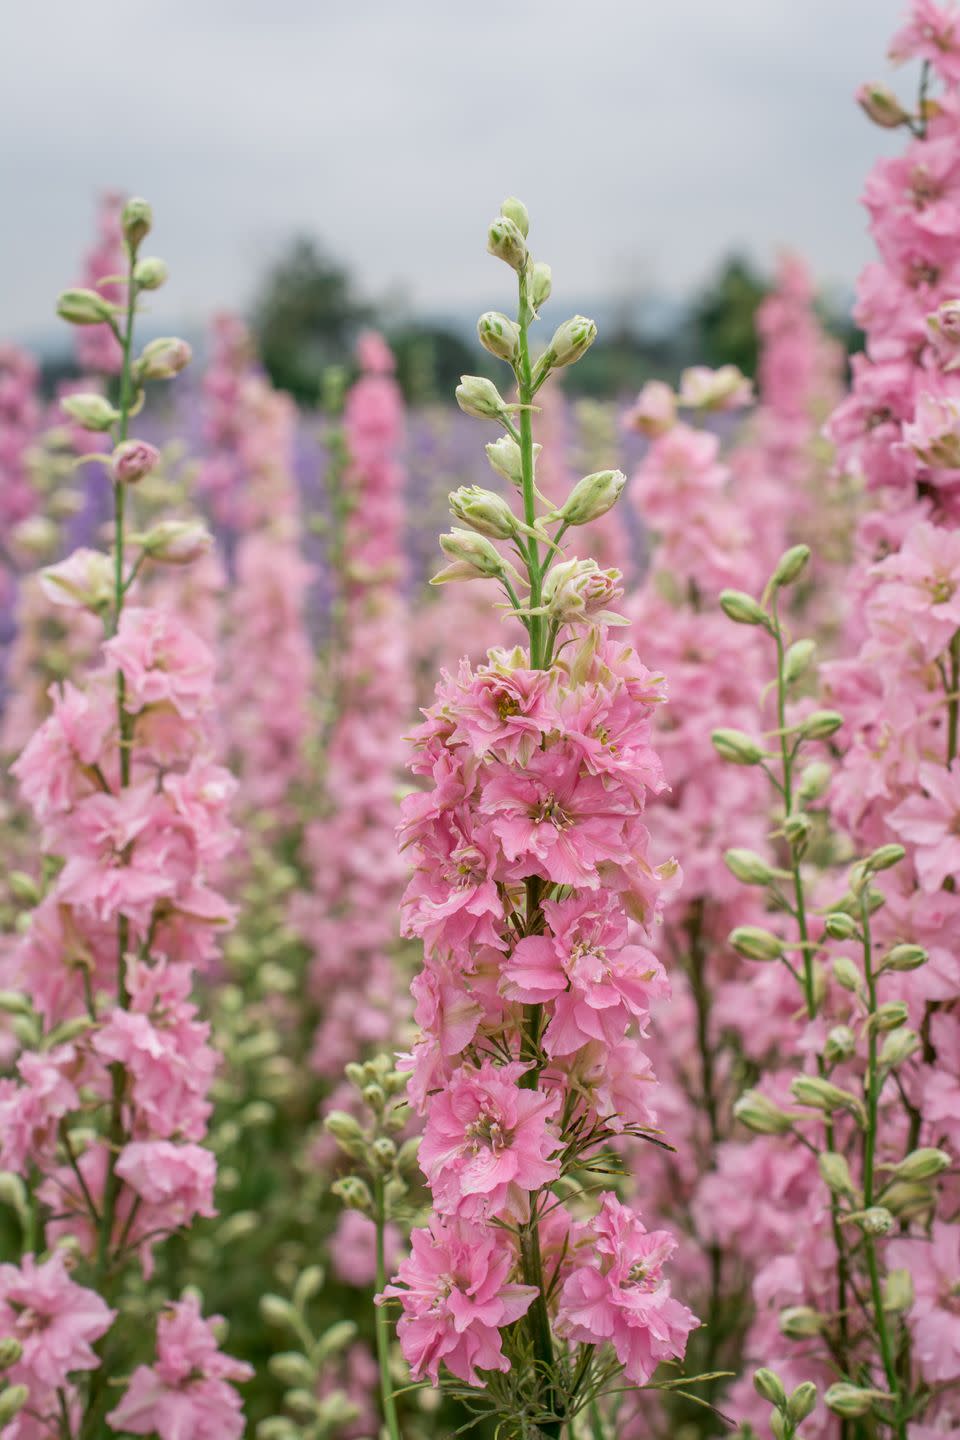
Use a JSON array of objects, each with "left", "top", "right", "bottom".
[
  {"left": 0, "top": 1338, "right": 23, "bottom": 1370},
  {"left": 433, "top": 528, "right": 507, "bottom": 583},
  {"left": 783, "top": 638, "right": 817, "bottom": 685},
  {"left": 324, "top": 1110, "right": 366, "bottom": 1158},
  {"left": 779, "top": 1306, "right": 823, "bottom": 1339},
  {"left": 331, "top": 1175, "right": 373, "bottom": 1213},
  {"left": 61, "top": 392, "right": 120, "bottom": 432},
  {"left": 555, "top": 470, "right": 626, "bottom": 525},
  {"left": 396, "top": 1136, "right": 422, "bottom": 1173},
  {"left": 8, "top": 872, "right": 40, "bottom": 906},
  {"left": 487, "top": 215, "right": 528, "bottom": 272},
  {"left": 541, "top": 557, "right": 626, "bottom": 628},
  {"left": 797, "top": 761, "right": 831, "bottom": 802},
  {"left": 819, "top": 1150, "right": 856, "bottom": 1196},
  {"left": 122, "top": 196, "right": 153, "bottom": 250},
  {"left": 530, "top": 261, "right": 552, "bottom": 311},
  {"left": 824, "top": 911, "right": 858, "bottom": 941},
  {"left": 477, "top": 311, "right": 521, "bottom": 363},
  {"left": 485, "top": 434, "right": 540, "bottom": 487},
  {"left": 133, "top": 256, "right": 168, "bottom": 290},
  {"left": 856, "top": 1206, "right": 894, "bottom": 1235},
  {"left": 880, "top": 1027, "right": 920, "bottom": 1068},
  {"left": 724, "top": 849, "right": 781, "bottom": 886},
  {"left": 825, "top": 1385, "right": 887, "bottom": 1419},
  {"left": 729, "top": 925, "right": 784, "bottom": 962},
  {"left": 625, "top": 379, "right": 677, "bottom": 437},
  {"left": 314, "top": 1320, "right": 359, "bottom": 1363},
  {"left": 868, "top": 1001, "right": 910, "bottom": 1034},
  {"left": 753, "top": 1368, "right": 786, "bottom": 1408},
  {"left": 260, "top": 1294, "right": 301, "bottom": 1331},
  {"left": 370, "top": 1136, "right": 397, "bottom": 1169},
  {"left": 865, "top": 843, "right": 906, "bottom": 872},
  {"left": 824, "top": 1025, "right": 857, "bottom": 1065},
  {"left": 856, "top": 83, "right": 911, "bottom": 128},
  {"left": 56, "top": 288, "right": 115, "bottom": 326},
  {"left": 791, "top": 1076, "right": 865, "bottom": 1124},
  {"left": 880, "top": 943, "right": 928, "bottom": 972},
  {"left": 733, "top": 1089, "right": 795, "bottom": 1135},
  {"left": 541, "top": 315, "right": 597, "bottom": 372},
  {"left": 293, "top": 1265, "right": 325, "bottom": 1309},
  {"left": 832, "top": 955, "right": 862, "bottom": 992},
  {"left": 883, "top": 1268, "right": 914, "bottom": 1313},
  {"left": 679, "top": 364, "right": 753, "bottom": 410},
  {"left": 499, "top": 196, "right": 529, "bottom": 238},
  {"left": 771, "top": 544, "right": 811, "bottom": 588},
  {"left": 719, "top": 589, "right": 770, "bottom": 628},
  {"left": 711, "top": 728, "right": 765, "bottom": 765},
  {"left": 136, "top": 336, "right": 192, "bottom": 381},
  {"left": 449, "top": 486, "right": 520, "bottom": 540},
  {"left": 456, "top": 375, "right": 507, "bottom": 420},
  {"left": 889, "top": 1147, "right": 951, "bottom": 1182},
  {"left": 0, "top": 1386, "right": 28, "bottom": 1426},
  {"left": 136, "top": 519, "right": 213, "bottom": 565},
  {"left": 787, "top": 1382, "right": 818, "bottom": 1425},
  {"left": 880, "top": 1179, "right": 935, "bottom": 1218},
  {"left": 269, "top": 1352, "right": 315, "bottom": 1388},
  {"left": 40, "top": 549, "right": 114, "bottom": 611},
  {"left": 110, "top": 439, "right": 160, "bottom": 485},
  {"left": 800, "top": 710, "right": 844, "bottom": 740},
  {"left": 783, "top": 812, "right": 812, "bottom": 852}
]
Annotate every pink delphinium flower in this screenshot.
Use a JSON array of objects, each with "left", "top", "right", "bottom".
[
  {"left": 106, "top": 1296, "right": 252, "bottom": 1440},
  {"left": 0, "top": 1250, "right": 115, "bottom": 1392},
  {"left": 888, "top": 760, "right": 960, "bottom": 889}
]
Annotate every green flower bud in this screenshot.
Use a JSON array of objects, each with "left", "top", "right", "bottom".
[
  {"left": 733, "top": 1089, "right": 795, "bottom": 1135},
  {"left": 293, "top": 1265, "right": 326, "bottom": 1309},
  {"left": 865, "top": 843, "right": 906, "bottom": 872},
  {"left": 0, "top": 1338, "right": 23, "bottom": 1369},
  {"left": 269, "top": 1352, "right": 316, "bottom": 1388},
  {"left": 370, "top": 1136, "right": 397, "bottom": 1168},
  {"left": 724, "top": 849, "right": 782, "bottom": 886},
  {"left": 779, "top": 1306, "right": 823, "bottom": 1339},
  {"left": 122, "top": 196, "right": 153, "bottom": 250},
  {"left": 880, "top": 1179, "right": 935, "bottom": 1218},
  {"left": 456, "top": 375, "right": 507, "bottom": 420},
  {"left": 487, "top": 215, "right": 528, "bottom": 271},
  {"left": 433, "top": 528, "right": 507, "bottom": 584},
  {"left": 0, "top": 1386, "right": 28, "bottom": 1425},
  {"left": 136, "top": 336, "right": 192, "bottom": 381},
  {"left": 832, "top": 955, "right": 862, "bottom": 992},
  {"left": 361, "top": 1083, "right": 385, "bottom": 1111},
  {"left": 449, "top": 486, "right": 520, "bottom": 540},
  {"left": 530, "top": 261, "right": 552, "bottom": 311},
  {"left": 61, "top": 393, "right": 120, "bottom": 432},
  {"left": 857, "top": 83, "right": 911, "bottom": 128},
  {"left": 719, "top": 589, "right": 770, "bottom": 628},
  {"left": 323, "top": 1110, "right": 366, "bottom": 1158},
  {"left": 824, "top": 1384, "right": 883, "bottom": 1419},
  {"left": 787, "top": 1381, "right": 818, "bottom": 1425},
  {"left": 771, "top": 544, "right": 811, "bottom": 588},
  {"left": 791, "top": 1076, "right": 866, "bottom": 1124},
  {"left": 331, "top": 1175, "right": 373, "bottom": 1212},
  {"left": 818, "top": 1150, "right": 856, "bottom": 1196},
  {"left": 541, "top": 315, "right": 597, "bottom": 371},
  {"left": 880, "top": 943, "right": 928, "bottom": 973},
  {"left": 868, "top": 1001, "right": 909, "bottom": 1034},
  {"left": 711, "top": 728, "right": 765, "bottom": 765},
  {"left": 883, "top": 1267, "right": 914, "bottom": 1313},
  {"left": 315, "top": 1393, "right": 361, "bottom": 1428},
  {"left": 783, "top": 812, "right": 812, "bottom": 853},
  {"left": 555, "top": 470, "right": 626, "bottom": 526},
  {"left": 857, "top": 1206, "right": 894, "bottom": 1235},
  {"left": 260, "top": 1295, "right": 301, "bottom": 1331},
  {"left": 889, "top": 1147, "right": 951, "bottom": 1182},
  {"left": 477, "top": 311, "right": 521, "bottom": 363},
  {"left": 729, "top": 925, "right": 784, "bottom": 962},
  {"left": 313, "top": 1319, "right": 359, "bottom": 1363},
  {"left": 880, "top": 1027, "right": 921, "bottom": 1068},
  {"left": 485, "top": 434, "right": 538, "bottom": 487},
  {"left": 753, "top": 1368, "right": 786, "bottom": 1408},
  {"left": 824, "top": 911, "right": 858, "bottom": 941},
  {"left": 285, "top": 1388, "right": 320, "bottom": 1419},
  {"left": 797, "top": 760, "right": 831, "bottom": 802},
  {"left": 133, "top": 256, "right": 168, "bottom": 290},
  {"left": 783, "top": 638, "right": 817, "bottom": 685},
  {"left": 800, "top": 710, "right": 844, "bottom": 741},
  {"left": 56, "top": 288, "right": 115, "bottom": 326},
  {"left": 499, "top": 196, "right": 529, "bottom": 237},
  {"left": 824, "top": 1026, "right": 857, "bottom": 1066},
  {"left": 8, "top": 872, "right": 40, "bottom": 906},
  {"left": 135, "top": 519, "right": 212, "bottom": 565},
  {"left": 397, "top": 1135, "right": 422, "bottom": 1172}
]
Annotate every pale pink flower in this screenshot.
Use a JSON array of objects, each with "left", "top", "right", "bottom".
[
  {"left": 106, "top": 1296, "right": 252, "bottom": 1439},
  {"left": 890, "top": 0, "right": 960, "bottom": 85},
  {"left": 115, "top": 1141, "right": 217, "bottom": 1228},
  {"left": 889, "top": 760, "right": 960, "bottom": 890},
  {"left": 888, "top": 1223, "right": 960, "bottom": 1383},
  {"left": 378, "top": 1215, "right": 537, "bottom": 1385},
  {"left": 0, "top": 1250, "right": 115, "bottom": 1392},
  {"left": 102, "top": 607, "right": 215, "bottom": 721},
  {"left": 870, "top": 519, "right": 960, "bottom": 658}
]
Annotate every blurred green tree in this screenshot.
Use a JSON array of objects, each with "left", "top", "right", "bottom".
[{"left": 692, "top": 254, "right": 771, "bottom": 377}]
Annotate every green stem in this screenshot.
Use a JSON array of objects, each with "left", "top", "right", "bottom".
[
  {"left": 373, "top": 1175, "right": 402, "bottom": 1440},
  {"left": 516, "top": 266, "right": 543, "bottom": 669},
  {"left": 947, "top": 629, "right": 959, "bottom": 767},
  {"left": 860, "top": 897, "right": 907, "bottom": 1440}
]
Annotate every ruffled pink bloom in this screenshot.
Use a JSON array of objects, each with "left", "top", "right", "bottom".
[
  {"left": 888, "top": 760, "right": 960, "bottom": 889},
  {"left": 106, "top": 1296, "right": 252, "bottom": 1439},
  {"left": 102, "top": 607, "right": 215, "bottom": 721},
  {"left": 11, "top": 679, "right": 114, "bottom": 827},
  {"left": 890, "top": 0, "right": 960, "bottom": 85},
  {"left": 378, "top": 1215, "right": 537, "bottom": 1385},
  {"left": 419, "top": 1058, "right": 561, "bottom": 1219},
  {"left": 115, "top": 1141, "right": 217, "bottom": 1227},
  {"left": 556, "top": 1193, "right": 698, "bottom": 1384},
  {"left": 0, "top": 1250, "right": 115, "bottom": 1392},
  {"left": 0, "top": 1045, "right": 81, "bottom": 1175},
  {"left": 869, "top": 519, "right": 960, "bottom": 658},
  {"left": 450, "top": 657, "right": 557, "bottom": 765}
]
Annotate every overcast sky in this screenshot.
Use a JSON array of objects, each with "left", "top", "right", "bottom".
[{"left": 0, "top": 0, "right": 912, "bottom": 342}]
